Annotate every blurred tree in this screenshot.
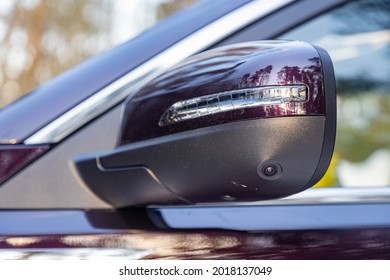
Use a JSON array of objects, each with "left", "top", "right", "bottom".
[
  {"left": 157, "top": 0, "right": 198, "bottom": 21},
  {"left": 0, "top": 0, "right": 113, "bottom": 108},
  {"left": 0, "top": 0, "right": 198, "bottom": 109}
]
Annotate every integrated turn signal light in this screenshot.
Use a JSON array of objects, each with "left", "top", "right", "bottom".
[{"left": 159, "top": 85, "right": 308, "bottom": 126}]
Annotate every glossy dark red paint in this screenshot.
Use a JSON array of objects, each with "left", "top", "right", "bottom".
[
  {"left": 120, "top": 41, "right": 325, "bottom": 144},
  {"left": 1, "top": 228, "right": 390, "bottom": 259},
  {"left": 0, "top": 145, "right": 50, "bottom": 184},
  {"left": 0, "top": 0, "right": 386, "bottom": 262}
]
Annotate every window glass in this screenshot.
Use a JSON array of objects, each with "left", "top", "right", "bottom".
[
  {"left": 0, "top": 0, "right": 196, "bottom": 109},
  {"left": 279, "top": 0, "right": 390, "bottom": 187}
]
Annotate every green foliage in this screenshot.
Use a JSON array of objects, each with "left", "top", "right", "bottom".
[{"left": 336, "top": 94, "right": 390, "bottom": 162}]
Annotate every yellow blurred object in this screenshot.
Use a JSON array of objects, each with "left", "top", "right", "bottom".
[{"left": 313, "top": 153, "right": 339, "bottom": 188}]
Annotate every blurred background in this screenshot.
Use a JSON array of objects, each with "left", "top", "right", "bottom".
[
  {"left": 0, "top": 0, "right": 196, "bottom": 108},
  {"left": 279, "top": 0, "right": 390, "bottom": 188},
  {"left": 0, "top": 0, "right": 389, "bottom": 188}
]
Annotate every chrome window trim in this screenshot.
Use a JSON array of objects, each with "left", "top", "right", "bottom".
[
  {"left": 155, "top": 187, "right": 390, "bottom": 207},
  {"left": 158, "top": 203, "right": 390, "bottom": 231},
  {"left": 266, "top": 187, "right": 390, "bottom": 205},
  {"left": 1, "top": 188, "right": 389, "bottom": 235},
  {"left": 24, "top": 0, "right": 293, "bottom": 145},
  {"left": 155, "top": 188, "right": 390, "bottom": 231}
]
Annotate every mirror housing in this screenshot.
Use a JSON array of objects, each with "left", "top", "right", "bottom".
[{"left": 74, "top": 41, "right": 336, "bottom": 208}]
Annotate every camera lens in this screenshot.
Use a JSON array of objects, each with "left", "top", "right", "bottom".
[
  {"left": 263, "top": 164, "right": 278, "bottom": 177},
  {"left": 263, "top": 165, "right": 277, "bottom": 176},
  {"left": 258, "top": 162, "right": 282, "bottom": 180}
]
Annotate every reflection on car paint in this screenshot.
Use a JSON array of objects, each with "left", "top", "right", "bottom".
[
  {"left": 1, "top": 229, "right": 390, "bottom": 259},
  {"left": 121, "top": 41, "right": 326, "bottom": 144},
  {"left": 0, "top": 145, "right": 50, "bottom": 185}
]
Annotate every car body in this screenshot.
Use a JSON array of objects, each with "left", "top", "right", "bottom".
[{"left": 0, "top": 0, "right": 389, "bottom": 259}]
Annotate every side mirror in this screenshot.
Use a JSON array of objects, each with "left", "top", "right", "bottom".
[{"left": 74, "top": 40, "right": 336, "bottom": 208}]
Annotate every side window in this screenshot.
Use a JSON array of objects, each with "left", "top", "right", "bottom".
[{"left": 279, "top": 0, "right": 390, "bottom": 188}]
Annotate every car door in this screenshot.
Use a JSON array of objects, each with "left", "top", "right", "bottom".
[{"left": 1, "top": 0, "right": 389, "bottom": 259}]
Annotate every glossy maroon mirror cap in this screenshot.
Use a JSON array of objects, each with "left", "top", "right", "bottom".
[
  {"left": 120, "top": 40, "right": 327, "bottom": 145},
  {"left": 74, "top": 40, "right": 335, "bottom": 207}
]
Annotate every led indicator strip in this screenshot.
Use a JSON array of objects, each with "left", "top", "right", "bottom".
[{"left": 159, "top": 85, "right": 308, "bottom": 126}]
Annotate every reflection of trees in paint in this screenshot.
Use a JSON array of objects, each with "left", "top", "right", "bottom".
[
  {"left": 236, "top": 57, "right": 325, "bottom": 117},
  {"left": 277, "top": 57, "right": 324, "bottom": 114},
  {"left": 240, "top": 65, "right": 273, "bottom": 87}
]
